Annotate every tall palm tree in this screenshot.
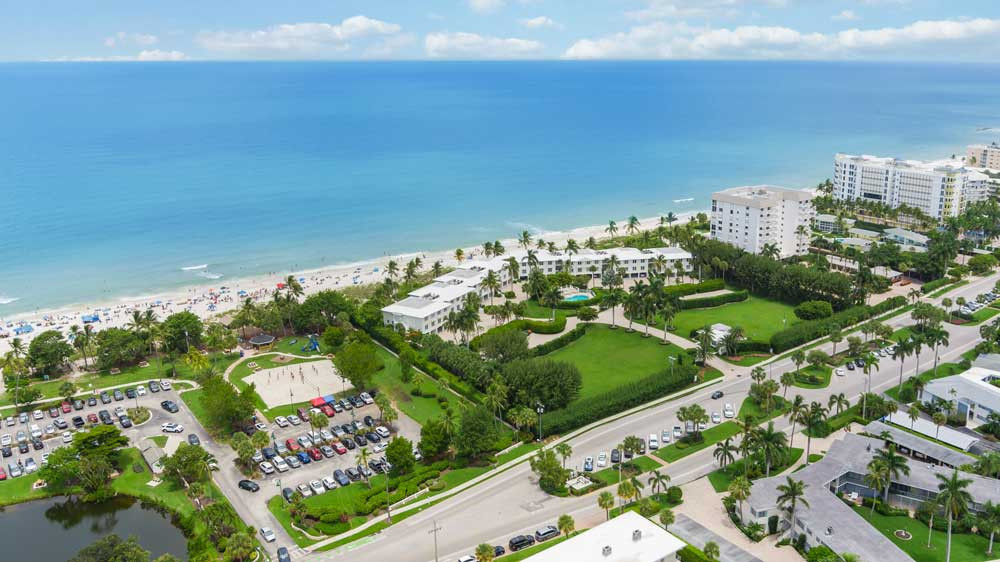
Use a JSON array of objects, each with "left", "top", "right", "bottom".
[
  {"left": 978, "top": 500, "right": 1000, "bottom": 555},
  {"left": 827, "top": 393, "right": 849, "bottom": 416},
  {"left": 737, "top": 415, "right": 757, "bottom": 478},
  {"left": 565, "top": 239, "right": 580, "bottom": 255},
  {"left": 802, "top": 402, "right": 828, "bottom": 464},
  {"left": 554, "top": 442, "right": 572, "bottom": 469},
  {"left": 714, "top": 438, "right": 737, "bottom": 472},
  {"left": 873, "top": 445, "right": 910, "bottom": 504},
  {"left": 786, "top": 395, "right": 807, "bottom": 449},
  {"left": 776, "top": 477, "right": 809, "bottom": 541},
  {"left": 864, "top": 459, "right": 890, "bottom": 516},
  {"left": 598, "top": 491, "right": 615, "bottom": 520},
  {"left": 474, "top": 543, "right": 495, "bottom": 562},
  {"left": 761, "top": 243, "right": 780, "bottom": 260},
  {"left": 386, "top": 260, "right": 399, "bottom": 279},
  {"left": 503, "top": 257, "right": 520, "bottom": 287},
  {"left": 69, "top": 325, "right": 88, "bottom": 370},
  {"left": 605, "top": 220, "right": 619, "bottom": 239},
  {"left": 626, "top": 215, "right": 640, "bottom": 236},
  {"left": 728, "top": 476, "right": 751, "bottom": 521},
  {"left": 648, "top": 469, "right": 671, "bottom": 496},
  {"left": 454, "top": 248, "right": 464, "bottom": 263},
  {"left": 617, "top": 479, "right": 636, "bottom": 508},
  {"left": 358, "top": 448, "right": 373, "bottom": 487},
  {"left": 936, "top": 470, "right": 973, "bottom": 562},
  {"left": 893, "top": 338, "right": 914, "bottom": 396},
  {"left": 482, "top": 270, "right": 501, "bottom": 306},
  {"left": 518, "top": 230, "right": 533, "bottom": 250},
  {"left": 757, "top": 422, "right": 788, "bottom": 478}
]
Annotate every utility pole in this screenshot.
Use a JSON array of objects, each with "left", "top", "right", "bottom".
[{"left": 429, "top": 519, "right": 442, "bottom": 562}]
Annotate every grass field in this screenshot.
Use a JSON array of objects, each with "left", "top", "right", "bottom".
[
  {"left": 791, "top": 365, "right": 832, "bottom": 389},
  {"left": 273, "top": 335, "right": 326, "bottom": 356},
  {"left": 852, "top": 506, "right": 993, "bottom": 562},
  {"left": 371, "top": 346, "right": 463, "bottom": 426},
  {"left": 591, "top": 455, "right": 662, "bottom": 486},
  {"left": 671, "top": 295, "right": 798, "bottom": 342},
  {"left": 707, "top": 448, "right": 803, "bottom": 492},
  {"left": 543, "top": 325, "right": 687, "bottom": 403},
  {"left": 522, "top": 300, "right": 576, "bottom": 320},
  {"left": 737, "top": 395, "right": 789, "bottom": 424},
  {"left": 966, "top": 307, "right": 1000, "bottom": 325},
  {"left": 494, "top": 442, "right": 542, "bottom": 465},
  {"left": 884, "top": 362, "right": 965, "bottom": 403},
  {"left": 654, "top": 422, "right": 741, "bottom": 463},
  {"left": 722, "top": 354, "right": 772, "bottom": 366}
]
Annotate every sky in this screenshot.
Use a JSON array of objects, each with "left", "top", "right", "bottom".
[{"left": 3, "top": 0, "right": 1000, "bottom": 62}]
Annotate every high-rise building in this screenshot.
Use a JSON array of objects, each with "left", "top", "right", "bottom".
[
  {"left": 833, "top": 153, "right": 989, "bottom": 220},
  {"left": 710, "top": 185, "right": 814, "bottom": 258},
  {"left": 967, "top": 142, "right": 1000, "bottom": 169}
]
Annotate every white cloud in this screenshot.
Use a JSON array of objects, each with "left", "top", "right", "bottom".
[
  {"left": 425, "top": 32, "right": 544, "bottom": 59},
  {"left": 564, "top": 17, "right": 1000, "bottom": 60},
  {"left": 47, "top": 49, "right": 186, "bottom": 62},
  {"left": 363, "top": 33, "right": 418, "bottom": 58},
  {"left": 468, "top": 0, "right": 506, "bottom": 14},
  {"left": 104, "top": 32, "right": 158, "bottom": 48},
  {"left": 519, "top": 16, "right": 563, "bottom": 30},
  {"left": 196, "top": 16, "right": 401, "bottom": 57},
  {"left": 832, "top": 10, "right": 859, "bottom": 21},
  {"left": 625, "top": 0, "right": 786, "bottom": 22}
]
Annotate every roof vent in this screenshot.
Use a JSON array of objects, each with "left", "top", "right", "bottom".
[
  {"left": 632, "top": 529, "right": 642, "bottom": 542},
  {"left": 602, "top": 546, "right": 613, "bottom": 557}
]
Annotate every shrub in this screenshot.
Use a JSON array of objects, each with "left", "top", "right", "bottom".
[
  {"left": 794, "top": 300, "right": 834, "bottom": 320},
  {"left": 805, "top": 545, "right": 839, "bottom": 562},
  {"left": 921, "top": 277, "right": 958, "bottom": 294},
  {"left": 678, "top": 290, "right": 749, "bottom": 310},
  {"left": 663, "top": 279, "right": 725, "bottom": 300},
  {"left": 677, "top": 545, "right": 711, "bottom": 562},
  {"left": 531, "top": 323, "right": 589, "bottom": 356},
  {"left": 767, "top": 515, "right": 779, "bottom": 535},
  {"left": 666, "top": 486, "right": 683, "bottom": 505},
  {"left": 469, "top": 317, "right": 567, "bottom": 350},
  {"left": 769, "top": 296, "right": 905, "bottom": 352},
  {"left": 503, "top": 291, "right": 516, "bottom": 299}
]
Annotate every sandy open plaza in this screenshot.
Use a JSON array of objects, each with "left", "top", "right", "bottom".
[{"left": 243, "top": 358, "right": 353, "bottom": 409}]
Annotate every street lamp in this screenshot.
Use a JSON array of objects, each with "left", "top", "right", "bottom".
[
  {"left": 668, "top": 356, "right": 675, "bottom": 378},
  {"left": 536, "top": 403, "right": 545, "bottom": 442}
]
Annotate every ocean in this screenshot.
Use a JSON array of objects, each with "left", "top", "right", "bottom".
[{"left": 2, "top": 61, "right": 999, "bottom": 316}]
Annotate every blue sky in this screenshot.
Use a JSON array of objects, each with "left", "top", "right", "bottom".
[{"left": 4, "top": 0, "right": 1000, "bottom": 61}]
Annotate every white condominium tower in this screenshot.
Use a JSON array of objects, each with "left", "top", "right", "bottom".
[
  {"left": 833, "top": 153, "right": 990, "bottom": 220},
  {"left": 967, "top": 142, "right": 1000, "bottom": 169},
  {"left": 710, "top": 185, "right": 814, "bottom": 258}
]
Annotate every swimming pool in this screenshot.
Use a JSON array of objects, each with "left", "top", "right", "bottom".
[{"left": 563, "top": 294, "right": 591, "bottom": 302}]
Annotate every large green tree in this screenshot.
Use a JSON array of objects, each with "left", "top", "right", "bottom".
[
  {"left": 454, "top": 406, "right": 499, "bottom": 460},
  {"left": 385, "top": 436, "right": 416, "bottom": 476},
  {"left": 160, "top": 311, "right": 204, "bottom": 352},
  {"left": 28, "top": 330, "right": 73, "bottom": 376},
  {"left": 69, "top": 535, "right": 149, "bottom": 562},
  {"left": 333, "top": 342, "right": 382, "bottom": 391}
]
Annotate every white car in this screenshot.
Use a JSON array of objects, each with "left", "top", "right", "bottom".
[
  {"left": 32, "top": 410, "right": 44, "bottom": 420},
  {"left": 711, "top": 412, "right": 721, "bottom": 424},
  {"left": 835, "top": 368, "right": 845, "bottom": 377},
  {"left": 458, "top": 556, "right": 476, "bottom": 562},
  {"left": 288, "top": 415, "right": 302, "bottom": 426},
  {"left": 273, "top": 457, "right": 289, "bottom": 472},
  {"left": 296, "top": 483, "right": 313, "bottom": 497},
  {"left": 136, "top": 385, "right": 146, "bottom": 396},
  {"left": 322, "top": 476, "right": 338, "bottom": 490},
  {"left": 260, "top": 528, "right": 276, "bottom": 543},
  {"left": 373, "top": 442, "right": 388, "bottom": 453},
  {"left": 62, "top": 431, "right": 73, "bottom": 443},
  {"left": 255, "top": 422, "right": 268, "bottom": 431},
  {"left": 723, "top": 404, "right": 735, "bottom": 418},
  {"left": 698, "top": 421, "right": 707, "bottom": 431},
  {"left": 0, "top": 434, "right": 10, "bottom": 447},
  {"left": 648, "top": 434, "right": 659, "bottom": 450},
  {"left": 161, "top": 422, "right": 184, "bottom": 433},
  {"left": 375, "top": 426, "right": 391, "bottom": 438},
  {"left": 320, "top": 429, "right": 333, "bottom": 442},
  {"left": 259, "top": 461, "right": 275, "bottom": 475},
  {"left": 275, "top": 416, "right": 289, "bottom": 428},
  {"left": 29, "top": 425, "right": 42, "bottom": 439},
  {"left": 597, "top": 452, "right": 608, "bottom": 467},
  {"left": 672, "top": 426, "right": 682, "bottom": 439},
  {"left": 309, "top": 480, "right": 325, "bottom": 495},
  {"left": 360, "top": 392, "right": 374, "bottom": 405},
  {"left": 159, "top": 380, "right": 172, "bottom": 391}
]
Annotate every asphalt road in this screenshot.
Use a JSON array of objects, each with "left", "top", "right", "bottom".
[{"left": 316, "top": 272, "right": 999, "bottom": 562}]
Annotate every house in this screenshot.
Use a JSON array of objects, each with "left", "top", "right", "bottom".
[
  {"left": 524, "top": 511, "right": 685, "bottom": 562},
  {"left": 846, "top": 227, "right": 881, "bottom": 241},
  {"left": 882, "top": 227, "right": 929, "bottom": 251},
  {"left": 813, "top": 214, "right": 854, "bottom": 234},
  {"left": 922, "top": 366, "right": 1000, "bottom": 428}
]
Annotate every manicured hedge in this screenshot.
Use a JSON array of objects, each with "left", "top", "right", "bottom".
[
  {"left": 736, "top": 340, "right": 772, "bottom": 354},
  {"left": 921, "top": 276, "right": 958, "bottom": 294},
  {"left": 469, "top": 317, "right": 567, "bottom": 350},
  {"left": 677, "top": 546, "right": 711, "bottom": 562},
  {"left": 531, "top": 323, "right": 590, "bottom": 356},
  {"left": 663, "top": 278, "right": 725, "bottom": 300},
  {"left": 678, "top": 289, "right": 748, "bottom": 310},
  {"left": 769, "top": 296, "right": 906, "bottom": 352},
  {"left": 540, "top": 361, "right": 700, "bottom": 436}
]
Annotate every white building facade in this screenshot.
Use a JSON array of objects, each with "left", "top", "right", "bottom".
[
  {"left": 968, "top": 142, "right": 1000, "bottom": 169},
  {"left": 833, "top": 153, "right": 990, "bottom": 220},
  {"left": 710, "top": 185, "right": 814, "bottom": 258},
  {"left": 381, "top": 246, "right": 691, "bottom": 334}
]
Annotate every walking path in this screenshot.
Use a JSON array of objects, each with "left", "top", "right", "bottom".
[{"left": 671, "top": 513, "right": 764, "bottom": 562}]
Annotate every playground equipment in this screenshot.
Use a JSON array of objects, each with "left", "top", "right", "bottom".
[{"left": 302, "top": 334, "right": 320, "bottom": 353}]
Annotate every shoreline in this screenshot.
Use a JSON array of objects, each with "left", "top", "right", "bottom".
[{"left": 0, "top": 210, "right": 706, "bottom": 352}]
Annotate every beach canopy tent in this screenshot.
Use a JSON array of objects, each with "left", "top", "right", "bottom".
[
  {"left": 310, "top": 397, "right": 326, "bottom": 407},
  {"left": 248, "top": 334, "right": 275, "bottom": 348},
  {"left": 81, "top": 314, "right": 100, "bottom": 324},
  {"left": 14, "top": 324, "right": 33, "bottom": 335},
  {"left": 323, "top": 394, "right": 336, "bottom": 404}
]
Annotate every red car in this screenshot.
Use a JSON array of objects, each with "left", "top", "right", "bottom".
[
  {"left": 48, "top": 407, "right": 59, "bottom": 418},
  {"left": 87, "top": 413, "right": 99, "bottom": 424},
  {"left": 333, "top": 442, "right": 347, "bottom": 455},
  {"left": 321, "top": 405, "right": 335, "bottom": 417},
  {"left": 308, "top": 448, "right": 322, "bottom": 461},
  {"left": 285, "top": 438, "right": 301, "bottom": 452},
  {"left": 0, "top": 467, "right": 6, "bottom": 480},
  {"left": 61, "top": 402, "right": 72, "bottom": 414}
]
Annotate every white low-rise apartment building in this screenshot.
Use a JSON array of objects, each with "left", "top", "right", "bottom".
[
  {"left": 922, "top": 366, "right": 1000, "bottom": 427},
  {"left": 833, "top": 153, "right": 990, "bottom": 220},
  {"left": 524, "top": 511, "right": 685, "bottom": 562},
  {"left": 968, "top": 142, "right": 1000, "bottom": 169},
  {"left": 710, "top": 185, "right": 814, "bottom": 258},
  {"left": 813, "top": 213, "right": 854, "bottom": 234},
  {"left": 381, "top": 246, "right": 691, "bottom": 333}
]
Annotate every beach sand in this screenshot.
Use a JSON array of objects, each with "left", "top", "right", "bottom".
[{"left": 0, "top": 211, "right": 705, "bottom": 354}]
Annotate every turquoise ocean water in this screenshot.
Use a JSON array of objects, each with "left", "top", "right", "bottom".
[{"left": 2, "top": 61, "right": 999, "bottom": 315}]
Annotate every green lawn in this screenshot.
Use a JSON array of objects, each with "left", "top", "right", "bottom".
[
  {"left": 522, "top": 300, "right": 575, "bottom": 320},
  {"left": 371, "top": 346, "right": 463, "bottom": 426},
  {"left": 852, "top": 506, "right": 993, "bottom": 562},
  {"left": 273, "top": 335, "right": 327, "bottom": 356},
  {"left": 591, "top": 456, "right": 662, "bottom": 486},
  {"left": 501, "top": 533, "right": 577, "bottom": 561},
  {"left": 671, "top": 295, "right": 798, "bottom": 342},
  {"left": 885, "top": 362, "right": 965, "bottom": 403},
  {"left": 964, "top": 307, "right": 1000, "bottom": 326},
  {"left": 0, "top": 470, "right": 66, "bottom": 506},
  {"left": 722, "top": 354, "right": 772, "bottom": 367},
  {"left": 179, "top": 388, "right": 215, "bottom": 434},
  {"left": 543, "top": 325, "right": 687, "bottom": 403},
  {"left": 791, "top": 365, "right": 832, "bottom": 389},
  {"left": 737, "top": 395, "right": 789, "bottom": 424},
  {"left": 707, "top": 448, "right": 803, "bottom": 492},
  {"left": 494, "top": 442, "right": 542, "bottom": 465},
  {"left": 654, "top": 422, "right": 741, "bottom": 463},
  {"left": 927, "top": 279, "right": 969, "bottom": 298},
  {"left": 148, "top": 435, "right": 168, "bottom": 448},
  {"left": 268, "top": 496, "right": 322, "bottom": 547},
  {"left": 891, "top": 327, "right": 914, "bottom": 342}
]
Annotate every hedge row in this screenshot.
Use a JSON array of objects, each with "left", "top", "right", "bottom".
[
  {"left": 921, "top": 276, "right": 959, "bottom": 294},
  {"left": 663, "top": 278, "right": 725, "bottom": 300},
  {"left": 736, "top": 340, "right": 772, "bottom": 354},
  {"left": 677, "top": 545, "right": 711, "bottom": 562},
  {"left": 678, "top": 289, "right": 749, "bottom": 310},
  {"left": 540, "top": 361, "right": 700, "bottom": 436},
  {"left": 469, "top": 316, "right": 567, "bottom": 350},
  {"left": 769, "top": 296, "right": 906, "bottom": 352},
  {"left": 531, "top": 323, "right": 590, "bottom": 356}
]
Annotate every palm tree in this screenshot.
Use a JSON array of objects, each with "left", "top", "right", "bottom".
[
  {"left": 933, "top": 411, "right": 947, "bottom": 439},
  {"left": 605, "top": 220, "right": 619, "bottom": 240},
  {"left": 776, "top": 477, "right": 809, "bottom": 541},
  {"left": 728, "top": 476, "right": 751, "bottom": 521},
  {"left": 892, "top": 338, "right": 914, "bottom": 396},
  {"left": 704, "top": 542, "right": 720, "bottom": 561},
  {"left": 454, "top": 248, "right": 464, "bottom": 263},
  {"left": 861, "top": 352, "right": 880, "bottom": 419},
  {"left": 647, "top": 469, "right": 671, "bottom": 496},
  {"left": 714, "top": 438, "right": 737, "bottom": 472},
  {"left": 757, "top": 422, "right": 788, "bottom": 478},
  {"left": 873, "top": 445, "right": 910, "bottom": 503},
  {"left": 518, "top": 230, "right": 532, "bottom": 250},
  {"left": 936, "top": 470, "right": 973, "bottom": 562},
  {"left": 358, "top": 447, "right": 373, "bottom": 488},
  {"left": 557, "top": 514, "right": 575, "bottom": 537},
  {"left": 779, "top": 372, "right": 794, "bottom": 399},
  {"left": 786, "top": 395, "right": 807, "bottom": 449},
  {"left": 864, "top": 459, "right": 890, "bottom": 516},
  {"left": 598, "top": 491, "right": 615, "bottom": 520},
  {"left": 474, "top": 543, "right": 495, "bottom": 562},
  {"left": 604, "top": 289, "right": 624, "bottom": 329},
  {"left": 565, "top": 239, "right": 580, "bottom": 255},
  {"left": 827, "top": 393, "right": 849, "bottom": 415},
  {"left": 432, "top": 260, "right": 444, "bottom": 277},
  {"left": 482, "top": 270, "right": 501, "bottom": 307},
  {"left": 908, "top": 404, "right": 920, "bottom": 428},
  {"left": 386, "top": 260, "right": 399, "bottom": 279},
  {"left": 978, "top": 500, "right": 1000, "bottom": 555},
  {"left": 629, "top": 475, "right": 646, "bottom": 500},
  {"left": 761, "top": 243, "right": 780, "bottom": 260},
  {"left": 802, "top": 402, "right": 828, "bottom": 464},
  {"left": 69, "top": 325, "right": 88, "bottom": 370},
  {"left": 617, "top": 479, "right": 637, "bottom": 508},
  {"left": 554, "top": 442, "right": 572, "bottom": 469},
  {"left": 658, "top": 507, "right": 675, "bottom": 531},
  {"left": 503, "top": 257, "right": 520, "bottom": 287},
  {"left": 540, "top": 287, "right": 562, "bottom": 321},
  {"left": 626, "top": 215, "right": 640, "bottom": 236}
]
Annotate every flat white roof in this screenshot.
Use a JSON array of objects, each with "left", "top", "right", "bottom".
[
  {"left": 925, "top": 367, "right": 1000, "bottom": 425},
  {"left": 837, "top": 153, "right": 989, "bottom": 180},
  {"left": 525, "top": 511, "right": 685, "bottom": 562}
]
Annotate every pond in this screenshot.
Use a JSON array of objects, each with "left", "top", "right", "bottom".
[{"left": 0, "top": 495, "right": 188, "bottom": 561}]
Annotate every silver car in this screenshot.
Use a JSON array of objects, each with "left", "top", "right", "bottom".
[{"left": 309, "top": 480, "right": 325, "bottom": 495}]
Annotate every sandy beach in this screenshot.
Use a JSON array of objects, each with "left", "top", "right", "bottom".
[{"left": 0, "top": 211, "right": 705, "bottom": 354}]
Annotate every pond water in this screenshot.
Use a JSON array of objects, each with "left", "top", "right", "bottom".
[{"left": 0, "top": 495, "right": 188, "bottom": 561}]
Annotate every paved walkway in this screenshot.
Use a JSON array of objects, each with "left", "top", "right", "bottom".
[{"left": 671, "top": 514, "right": 763, "bottom": 562}]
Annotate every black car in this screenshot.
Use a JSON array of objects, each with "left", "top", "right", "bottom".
[
  {"left": 363, "top": 415, "right": 375, "bottom": 427},
  {"left": 493, "top": 546, "right": 505, "bottom": 557},
  {"left": 262, "top": 447, "right": 277, "bottom": 460},
  {"left": 345, "top": 467, "right": 361, "bottom": 481},
  {"left": 149, "top": 381, "right": 161, "bottom": 393},
  {"left": 113, "top": 389, "right": 124, "bottom": 401},
  {"left": 340, "top": 424, "right": 352, "bottom": 434},
  {"left": 637, "top": 439, "right": 646, "bottom": 454},
  {"left": 277, "top": 547, "right": 291, "bottom": 562},
  {"left": 18, "top": 442, "right": 29, "bottom": 454},
  {"left": 73, "top": 400, "right": 84, "bottom": 411},
  {"left": 369, "top": 459, "right": 384, "bottom": 473},
  {"left": 238, "top": 480, "right": 260, "bottom": 492},
  {"left": 333, "top": 469, "right": 350, "bottom": 486},
  {"left": 509, "top": 535, "right": 535, "bottom": 552},
  {"left": 343, "top": 438, "right": 356, "bottom": 450},
  {"left": 281, "top": 487, "right": 295, "bottom": 502},
  {"left": 161, "top": 400, "right": 179, "bottom": 413},
  {"left": 610, "top": 449, "right": 621, "bottom": 463},
  {"left": 1, "top": 446, "right": 10, "bottom": 458},
  {"left": 535, "top": 526, "right": 559, "bottom": 542},
  {"left": 846, "top": 362, "right": 856, "bottom": 371},
  {"left": 98, "top": 410, "right": 113, "bottom": 424},
  {"left": 125, "top": 388, "right": 136, "bottom": 399},
  {"left": 100, "top": 392, "right": 112, "bottom": 404},
  {"left": 711, "top": 390, "right": 724, "bottom": 399},
  {"left": 353, "top": 434, "right": 367, "bottom": 447},
  {"left": 119, "top": 416, "right": 133, "bottom": 428},
  {"left": 87, "top": 396, "right": 98, "bottom": 407},
  {"left": 365, "top": 432, "right": 380, "bottom": 444},
  {"left": 72, "top": 416, "right": 85, "bottom": 428},
  {"left": 188, "top": 434, "right": 201, "bottom": 446},
  {"left": 31, "top": 438, "right": 44, "bottom": 450},
  {"left": 855, "top": 358, "right": 865, "bottom": 368}
]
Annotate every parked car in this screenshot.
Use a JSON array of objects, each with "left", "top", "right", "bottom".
[
  {"left": 161, "top": 422, "right": 184, "bottom": 433},
  {"left": 309, "top": 480, "right": 325, "bottom": 495},
  {"left": 285, "top": 438, "right": 301, "bottom": 452},
  {"left": 87, "top": 413, "right": 99, "bottom": 424},
  {"left": 508, "top": 535, "right": 535, "bottom": 552},
  {"left": 343, "top": 438, "right": 356, "bottom": 450},
  {"left": 345, "top": 467, "right": 361, "bottom": 481},
  {"left": 188, "top": 434, "right": 201, "bottom": 446},
  {"left": 160, "top": 400, "right": 179, "bottom": 413},
  {"left": 375, "top": 426, "right": 391, "bottom": 438},
  {"left": 262, "top": 447, "right": 277, "bottom": 460},
  {"left": 320, "top": 445, "right": 335, "bottom": 458},
  {"left": 673, "top": 426, "right": 683, "bottom": 438},
  {"left": 286, "top": 455, "right": 302, "bottom": 468},
  {"left": 125, "top": 388, "right": 136, "bottom": 399},
  {"left": 60, "top": 402, "right": 72, "bottom": 414},
  {"left": 87, "top": 397, "right": 98, "bottom": 407},
  {"left": 73, "top": 399, "right": 85, "bottom": 411},
  {"left": 648, "top": 434, "right": 659, "bottom": 450},
  {"left": 259, "top": 461, "right": 275, "bottom": 475},
  {"left": 334, "top": 469, "right": 350, "bottom": 486},
  {"left": 583, "top": 456, "right": 594, "bottom": 471},
  {"left": 149, "top": 381, "right": 161, "bottom": 393},
  {"left": 277, "top": 547, "right": 291, "bottom": 562},
  {"left": 333, "top": 442, "right": 347, "bottom": 455},
  {"left": 72, "top": 416, "right": 85, "bottom": 429},
  {"left": 238, "top": 480, "right": 260, "bottom": 492},
  {"left": 273, "top": 457, "right": 289, "bottom": 472},
  {"left": 711, "top": 412, "right": 722, "bottom": 424},
  {"left": 711, "top": 390, "right": 724, "bottom": 399},
  {"left": 307, "top": 448, "right": 322, "bottom": 461},
  {"left": 535, "top": 525, "right": 560, "bottom": 542},
  {"left": 260, "top": 528, "right": 276, "bottom": 543},
  {"left": 287, "top": 415, "right": 301, "bottom": 426},
  {"left": 113, "top": 389, "right": 124, "bottom": 401},
  {"left": 8, "top": 463, "right": 23, "bottom": 478},
  {"left": 275, "top": 416, "right": 289, "bottom": 428}
]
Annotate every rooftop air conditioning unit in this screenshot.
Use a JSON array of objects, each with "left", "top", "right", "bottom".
[
  {"left": 632, "top": 529, "right": 642, "bottom": 542},
  {"left": 602, "top": 546, "right": 612, "bottom": 557}
]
